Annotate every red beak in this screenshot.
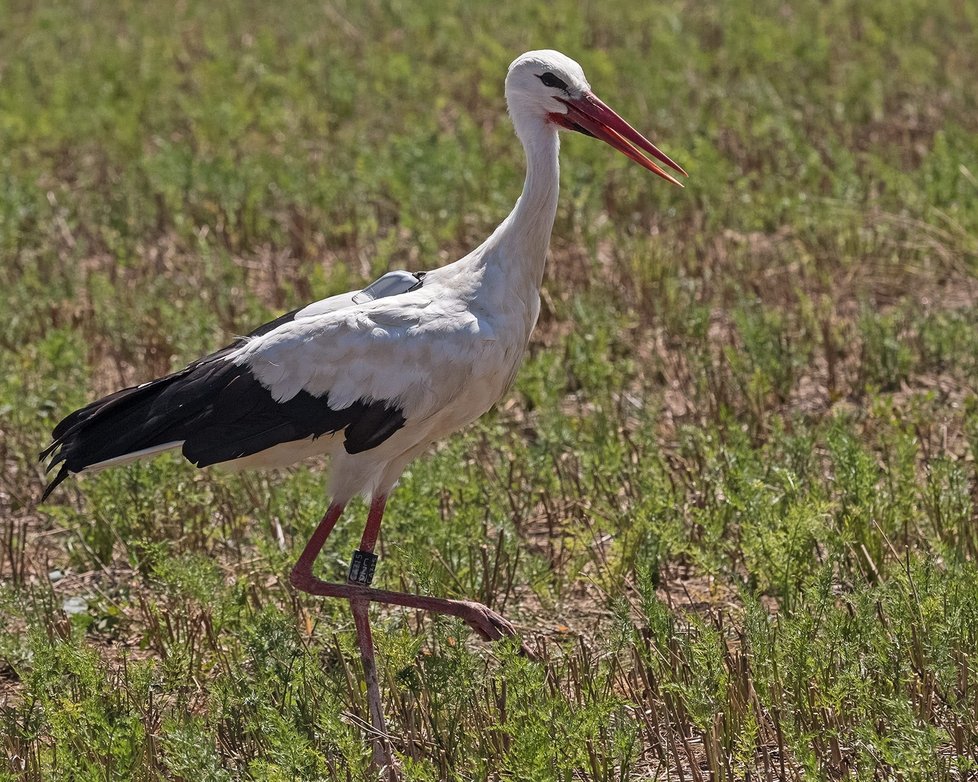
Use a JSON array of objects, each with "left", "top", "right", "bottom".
[{"left": 550, "top": 92, "right": 687, "bottom": 187}]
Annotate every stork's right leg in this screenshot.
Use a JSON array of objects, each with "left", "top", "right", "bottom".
[{"left": 349, "top": 496, "right": 396, "bottom": 777}]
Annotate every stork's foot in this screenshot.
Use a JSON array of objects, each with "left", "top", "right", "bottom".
[
  {"left": 453, "top": 598, "right": 517, "bottom": 641},
  {"left": 290, "top": 570, "right": 532, "bottom": 656},
  {"left": 453, "top": 599, "right": 536, "bottom": 658}
]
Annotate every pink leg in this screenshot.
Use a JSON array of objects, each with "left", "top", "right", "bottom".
[
  {"left": 291, "top": 502, "right": 345, "bottom": 578},
  {"left": 289, "top": 501, "right": 525, "bottom": 647},
  {"left": 350, "top": 496, "right": 396, "bottom": 775},
  {"left": 289, "top": 496, "right": 528, "bottom": 774},
  {"left": 290, "top": 501, "right": 397, "bottom": 774},
  {"left": 291, "top": 568, "right": 524, "bottom": 644},
  {"left": 358, "top": 494, "right": 386, "bottom": 552},
  {"left": 350, "top": 600, "right": 396, "bottom": 776}
]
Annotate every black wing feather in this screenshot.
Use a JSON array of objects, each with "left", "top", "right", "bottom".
[{"left": 40, "top": 314, "right": 405, "bottom": 500}]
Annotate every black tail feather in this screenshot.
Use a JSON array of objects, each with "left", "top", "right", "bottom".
[
  {"left": 40, "top": 464, "right": 70, "bottom": 503},
  {"left": 40, "top": 350, "right": 406, "bottom": 500}
]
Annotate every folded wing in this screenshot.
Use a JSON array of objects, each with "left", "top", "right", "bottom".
[{"left": 41, "top": 272, "right": 492, "bottom": 500}]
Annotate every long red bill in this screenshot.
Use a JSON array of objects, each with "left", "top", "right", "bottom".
[{"left": 551, "top": 92, "right": 687, "bottom": 187}]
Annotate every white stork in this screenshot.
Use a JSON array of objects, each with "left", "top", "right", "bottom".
[{"left": 42, "top": 50, "right": 686, "bottom": 773}]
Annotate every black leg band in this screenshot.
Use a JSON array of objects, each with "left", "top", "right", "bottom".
[{"left": 348, "top": 549, "right": 379, "bottom": 586}]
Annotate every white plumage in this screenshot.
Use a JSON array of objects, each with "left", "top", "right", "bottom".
[{"left": 230, "top": 230, "right": 539, "bottom": 499}]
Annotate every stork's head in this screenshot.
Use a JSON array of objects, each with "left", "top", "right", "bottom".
[{"left": 506, "top": 49, "right": 687, "bottom": 186}]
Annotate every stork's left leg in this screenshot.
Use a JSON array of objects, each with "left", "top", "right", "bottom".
[{"left": 289, "top": 502, "right": 526, "bottom": 646}]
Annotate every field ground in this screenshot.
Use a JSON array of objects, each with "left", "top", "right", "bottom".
[{"left": 2, "top": 1, "right": 978, "bottom": 779}]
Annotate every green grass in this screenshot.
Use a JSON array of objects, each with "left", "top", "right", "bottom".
[{"left": 2, "top": 0, "right": 978, "bottom": 778}]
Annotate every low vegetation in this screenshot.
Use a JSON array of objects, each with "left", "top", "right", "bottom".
[{"left": 2, "top": 0, "right": 977, "bottom": 779}]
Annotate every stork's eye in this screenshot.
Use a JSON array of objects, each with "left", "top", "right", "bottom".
[{"left": 538, "top": 72, "right": 569, "bottom": 91}]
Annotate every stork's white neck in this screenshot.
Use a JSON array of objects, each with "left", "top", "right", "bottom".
[{"left": 481, "top": 115, "right": 560, "bottom": 291}]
